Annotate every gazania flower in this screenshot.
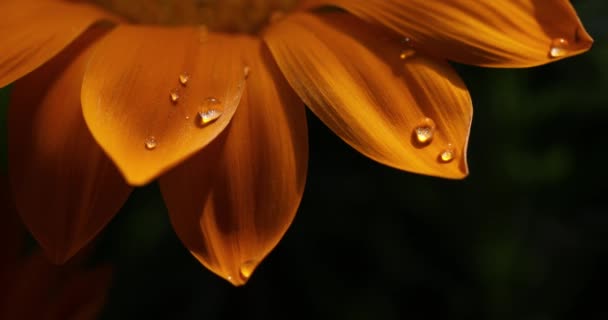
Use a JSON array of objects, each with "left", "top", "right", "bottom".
[
  {"left": 0, "top": 0, "right": 592, "bottom": 286},
  {"left": 0, "top": 177, "right": 112, "bottom": 319}
]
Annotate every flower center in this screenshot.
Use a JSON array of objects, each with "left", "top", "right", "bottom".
[{"left": 90, "top": 0, "right": 300, "bottom": 33}]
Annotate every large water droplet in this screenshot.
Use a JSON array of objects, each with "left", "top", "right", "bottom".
[
  {"left": 549, "top": 38, "right": 568, "bottom": 58},
  {"left": 439, "top": 144, "right": 455, "bottom": 163},
  {"left": 197, "top": 97, "right": 223, "bottom": 126},
  {"left": 414, "top": 118, "right": 436, "bottom": 144},
  {"left": 400, "top": 49, "right": 416, "bottom": 60},
  {"left": 144, "top": 136, "right": 157, "bottom": 150},
  {"left": 179, "top": 73, "right": 190, "bottom": 86},
  {"left": 239, "top": 260, "right": 257, "bottom": 281}
]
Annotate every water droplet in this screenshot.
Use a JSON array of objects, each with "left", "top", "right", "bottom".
[
  {"left": 227, "top": 276, "right": 233, "bottom": 281},
  {"left": 400, "top": 37, "right": 413, "bottom": 46},
  {"left": 439, "top": 144, "right": 455, "bottom": 163},
  {"left": 400, "top": 49, "right": 416, "bottom": 60},
  {"left": 414, "top": 118, "right": 436, "bottom": 144},
  {"left": 197, "top": 97, "right": 223, "bottom": 126},
  {"left": 239, "top": 260, "right": 257, "bottom": 280},
  {"left": 243, "top": 66, "right": 251, "bottom": 79},
  {"left": 144, "top": 136, "right": 157, "bottom": 150},
  {"left": 185, "top": 115, "right": 190, "bottom": 120},
  {"left": 170, "top": 90, "right": 179, "bottom": 103},
  {"left": 179, "top": 73, "right": 190, "bottom": 86},
  {"left": 549, "top": 38, "right": 568, "bottom": 58},
  {"left": 198, "top": 25, "right": 209, "bottom": 43}
]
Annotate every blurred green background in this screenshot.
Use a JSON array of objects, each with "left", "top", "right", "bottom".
[{"left": 1, "top": 1, "right": 607, "bottom": 319}]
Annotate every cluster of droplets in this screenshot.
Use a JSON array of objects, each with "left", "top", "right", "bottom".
[
  {"left": 549, "top": 38, "right": 569, "bottom": 58},
  {"left": 412, "top": 117, "right": 455, "bottom": 163},
  {"left": 145, "top": 66, "right": 251, "bottom": 150}
]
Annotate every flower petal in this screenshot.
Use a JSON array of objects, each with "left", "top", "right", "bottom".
[
  {"left": 0, "top": 0, "right": 116, "bottom": 87},
  {"left": 82, "top": 27, "right": 248, "bottom": 186},
  {"left": 160, "top": 38, "right": 308, "bottom": 286},
  {"left": 302, "top": 0, "right": 593, "bottom": 67},
  {"left": 265, "top": 13, "right": 471, "bottom": 179},
  {"left": 0, "top": 175, "right": 24, "bottom": 274},
  {"left": 8, "top": 27, "right": 132, "bottom": 264}
]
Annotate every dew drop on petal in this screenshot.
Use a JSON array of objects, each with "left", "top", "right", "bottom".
[
  {"left": 439, "top": 143, "right": 455, "bottom": 163},
  {"left": 179, "top": 73, "right": 190, "bottom": 86},
  {"left": 549, "top": 38, "right": 569, "bottom": 58},
  {"left": 414, "top": 118, "right": 436, "bottom": 144},
  {"left": 400, "top": 49, "right": 416, "bottom": 60},
  {"left": 243, "top": 66, "right": 251, "bottom": 79},
  {"left": 197, "top": 97, "right": 223, "bottom": 126},
  {"left": 239, "top": 260, "right": 257, "bottom": 281},
  {"left": 400, "top": 37, "right": 413, "bottom": 46},
  {"left": 170, "top": 89, "right": 180, "bottom": 103},
  {"left": 144, "top": 136, "right": 157, "bottom": 150}
]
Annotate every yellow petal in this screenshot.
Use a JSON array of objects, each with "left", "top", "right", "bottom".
[
  {"left": 265, "top": 13, "right": 471, "bottom": 179},
  {"left": 303, "top": 0, "right": 593, "bottom": 67},
  {"left": 160, "top": 38, "right": 308, "bottom": 286},
  {"left": 82, "top": 26, "right": 248, "bottom": 186},
  {"left": 8, "top": 27, "right": 132, "bottom": 264},
  {"left": 0, "top": 0, "right": 117, "bottom": 87}
]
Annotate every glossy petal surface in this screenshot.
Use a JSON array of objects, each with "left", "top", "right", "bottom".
[
  {"left": 265, "top": 13, "right": 471, "bottom": 178},
  {"left": 161, "top": 38, "right": 308, "bottom": 285},
  {"left": 82, "top": 27, "right": 248, "bottom": 186},
  {"left": 9, "top": 28, "right": 132, "bottom": 264},
  {"left": 303, "top": 0, "right": 593, "bottom": 67}
]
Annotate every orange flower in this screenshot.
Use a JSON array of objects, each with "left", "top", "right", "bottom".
[
  {"left": 0, "top": 177, "right": 112, "bottom": 320},
  {"left": 0, "top": 0, "right": 592, "bottom": 285}
]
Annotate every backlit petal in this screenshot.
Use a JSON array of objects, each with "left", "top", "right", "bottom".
[
  {"left": 8, "top": 28, "right": 132, "bottom": 264},
  {"left": 0, "top": 0, "right": 116, "bottom": 87},
  {"left": 82, "top": 27, "right": 247, "bottom": 186},
  {"left": 265, "top": 13, "right": 471, "bottom": 178},
  {"left": 160, "top": 38, "right": 308, "bottom": 286},
  {"left": 302, "top": 0, "right": 593, "bottom": 67}
]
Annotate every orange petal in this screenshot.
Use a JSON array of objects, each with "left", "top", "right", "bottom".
[
  {"left": 265, "top": 13, "right": 471, "bottom": 179},
  {"left": 8, "top": 27, "right": 132, "bottom": 264},
  {"left": 82, "top": 27, "right": 248, "bottom": 186},
  {"left": 46, "top": 265, "right": 113, "bottom": 320},
  {"left": 302, "top": 0, "right": 593, "bottom": 67},
  {"left": 0, "top": 0, "right": 117, "bottom": 87},
  {"left": 160, "top": 38, "right": 308, "bottom": 286}
]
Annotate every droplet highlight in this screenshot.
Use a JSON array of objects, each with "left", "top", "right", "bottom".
[
  {"left": 243, "top": 66, "right": 251, "bottom": 79},
  {"left": 179, "top": 73, "right": 190, "bottom": 86},
  {"left": 144, "top": 136, "right": 157, "bottom": 150},
  {"left": 549, "top": 38, "right": 568, "bottom": 58},
  {"left": 400, "top": 49, "right": 416, "bottom": 60},
  {"left": 439, "top": 144, "right": 455, "bottom": 163},
  {"left": 197, "top": 97, "right": 223, "bottom": 126},
  {"left": 170, "top": 90, "right": 180, "bottom": 103},
  {"left": 239, "top": 260, "right": 257, "bottom": 281},
  {"left": 414, "top": 118, "right": 436, "bottom": 144}
]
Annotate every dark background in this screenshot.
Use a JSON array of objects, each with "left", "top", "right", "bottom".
[{"left": 1, "top": 1, "right": 607, "bottom": 319}]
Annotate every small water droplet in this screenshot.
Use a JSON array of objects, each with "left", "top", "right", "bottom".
[
  {"left": 239, "top": 260, "right": 257, "bottom": 280},
  {"left": 414, "top": 118, "right": 436, "bottom": 144},
  {"left": 400, "top": 49, "right": 416, "bottom": 60},
  {"left": 400, "top": 37, "right": 413, "bottom": 46},
  {"left": 179, "top": 73, "right": 190, "bottom": 86},
  {"left": 170, "top": 90, "right": 179, "bottom": 103},
  {"left": 198, "top": 25, "right": 209, "bottom": 43},
  {"left": 549, "top": 38, "right": 568, "bottom": 58},
  {"left": 185, "top": 115, "right": 190, "bottom": 120},
  {"left": 439, "top": 144, "right": 455, "bottom": 163},
  {"left": 243, "top": 66, "right": 251, "bottom": 79},
  {"left": 144, "top": 136, "right": 157, "bottom": 150},
  {"left": 227, "top": 276, "right": 233, "bottom": 281},
  {"left": 197, "top": 97, "right": 223, "bottom": 126}
]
